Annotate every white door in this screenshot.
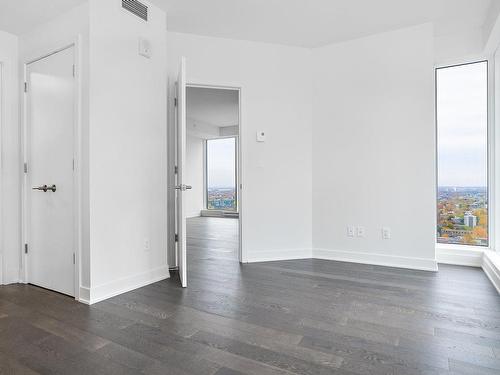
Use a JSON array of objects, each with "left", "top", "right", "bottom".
[
  {"left": 175, "top": 57, "right": 189, "bottom": 288},
  {"left": 26, "top": 46, "right": 75, "bottom": 296}
]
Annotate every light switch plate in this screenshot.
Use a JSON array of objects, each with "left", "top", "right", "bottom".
[
  {"left": 256, "top": 131, "right": 266, "bottom": 142},
  {"left": 138, "top": 37, "right": 151, "bottom": 58}
]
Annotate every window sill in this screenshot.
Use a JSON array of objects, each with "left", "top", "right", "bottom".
[
  {"left": 483, "top": 250, "right": 500, "bottom": 294},
  {"left": 200, "top": 210, "right": 239, "bottom": 218},
  {"left": 436, "top": 243, "right": 487, "bottom": 253},
  {"left": 436, "top": 243, "right": 484, "bottom": 267}
]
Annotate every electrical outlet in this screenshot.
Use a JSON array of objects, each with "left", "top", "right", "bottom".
[
  {"left": 357, "top": 226, "right": 365, "bottom": 238},
  {"left": 347, "top": 226, "right": 355, "bottom": 237},
  {"left": 382, "top": 227, "right": 391, "bottom": 240},
  {"left": 144, "top": 238, "right": 150, "bottom": 252}
]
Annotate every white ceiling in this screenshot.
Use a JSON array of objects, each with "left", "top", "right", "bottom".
[
  {"left": 0, "top": 0, "right": 495, "bottom": 47},
  {"left": 0, "top": 0, "right": 86, "bottom": 36},
  {"left": 187, "top": 87, "right": 239, "bottom": 127},
  {"left": 151, "top": 0, "right": 495, "bottom": 47}
]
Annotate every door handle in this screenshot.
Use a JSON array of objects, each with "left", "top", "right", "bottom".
[
  {"left": 174, "top": 184, "right": 192, "bottom": 191},
  {"left": 32, "top": 184, "right": 56, "bottom": 192}
]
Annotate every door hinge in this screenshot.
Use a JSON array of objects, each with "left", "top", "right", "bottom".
[
  {"left": 72, "top": 64, "right": 76, "bottom": 77},
  {"left": 24, "top": 244, "right": 28, "bottom": 254},
  {"left": 24, "top": 82, "right": 28, "bottom": 93},
  {"left": 174, "top": 97, "right": 178, "bottom": 107},
  {"left": 72, "top": 159, "right": 75, "bottom": 171},
  {"left": 174, "top": 165, "right": 178, "bottom": 174},
  {"left": 24, "top": 162, "right": 28, "bottom": 174},
  {"left": 175, "top": 233, "right": 179, "bottom": 242},
  {"left": 73, "top": 253, "right": 75, "bottom": 264}
]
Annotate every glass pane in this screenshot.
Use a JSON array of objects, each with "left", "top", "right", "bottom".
[
  {"left": 206, "top": 137, "right": 236, "bottom": 210},
  {"left": 436, "top": 62, "right": 488, "bottom": 246}
]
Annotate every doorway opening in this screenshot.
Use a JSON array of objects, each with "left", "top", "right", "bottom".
[{"left": 186, "top": 86, "right": 241, "bottom": 267}]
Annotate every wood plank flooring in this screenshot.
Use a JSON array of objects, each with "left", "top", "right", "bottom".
[{"left": 1, "top": 216, "right": 499, "bottom": 374}]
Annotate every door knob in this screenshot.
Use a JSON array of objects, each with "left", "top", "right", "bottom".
[
  {"left": 174, "top": 184, "right": 192, "bottom": 191},
  {"left": 32, "top": 184, "right": 56, "bottom": 192}
]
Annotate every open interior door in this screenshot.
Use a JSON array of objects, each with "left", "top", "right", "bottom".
[{"left": 175, "top": 57, "right": 189, "bottom": 287}]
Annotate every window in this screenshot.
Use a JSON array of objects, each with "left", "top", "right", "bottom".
[
  {"left": 436, "top": 61, "right": 488, "bottom": 246},
  {"left": 206, "top": 137, "right": 237, "bottom": 211}
]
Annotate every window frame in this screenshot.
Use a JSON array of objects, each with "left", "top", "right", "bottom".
[
  {"left": 204, "top": 136, "right": 239, "bottom": 212},
  {"left": 435, "top": 58, "right": 494, "bottom": 251}
]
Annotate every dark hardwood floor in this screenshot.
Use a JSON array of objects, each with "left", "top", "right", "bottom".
[{"left": 1, "top": 216, "right": 500, "bottom": 374}]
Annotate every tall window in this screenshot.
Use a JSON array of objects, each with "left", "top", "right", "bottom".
[
  {"left": 206, "top": 137, "right": 237, "bottom": 211},
  {"left": 436, "top": 61, "right": 488, "bottom": 246}
]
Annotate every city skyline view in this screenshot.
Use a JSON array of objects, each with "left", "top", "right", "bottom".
[
  {"left": 437, "top": 186, "right": 488, "bottom": 246},
  {"left": 206, "top": 137, "right": 237, "bottom": 210},
  {"left": 207, "top": 187, "right": 236, "bottom": 210}
]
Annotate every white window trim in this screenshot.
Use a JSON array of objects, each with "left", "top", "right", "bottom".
[{"left": 435, "top": 55, "right": 496, "bottom": 258}]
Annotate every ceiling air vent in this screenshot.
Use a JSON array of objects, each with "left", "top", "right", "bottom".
[{"left": 122, "top": 0, "right": 148, "bottom": 21}]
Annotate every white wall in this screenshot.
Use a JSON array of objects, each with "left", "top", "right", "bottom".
[
  {"left": 18, "top": 0, "right": 169, "bottom": 303},
  {"left": 3, "top": 5, "right": 479, "bottom": 300},
  {"left": 311, "top": 24, "right": 437, "bottom": 270},
  {"left": 187, "top": 117, "right": 219, "bottom": 139},
  {"left": 0, "top": 30, "right": 19, "bottom": 284},
  {"left": 87, "top": 0, "right": 168, "bottom": 302},
  {"left": 186, "top": 135, "right": 204, "bottom": 217},
  {"left": 434, "top": 29, "right": 484, "bottom": 66},
  {"left": 167, "top": 32, "right": 313, "bottom": 262}
]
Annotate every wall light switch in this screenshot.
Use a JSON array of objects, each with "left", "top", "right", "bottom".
[
  {"left": 357, "top": 226, "right": 365, "bottom": 238},
  {"left": 382, "top": 227, "right": 391, "bottom": 240},
  {"left": 138, "top": 37, "right": 151, "bottom": 58},
  {"left": 256, "top": 131, "right": 266, "bottom": 142}
]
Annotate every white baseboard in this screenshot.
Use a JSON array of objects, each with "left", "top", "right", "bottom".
[
  {"left": 244, "top": 248, "right": 312, "bottom": 263},
  {"left": 436, "top": 246, "right": 483, "bottom": 267},
  {"left": 313, "top": 248, "right": 438, "bottom": 272},
  {"left": 78, "top": 286, "right": 91, "bottom": 304},
  {"left": 483, "top": 251, "right": 500, "bottom": 294},
  {"left": 78, "top": 265, "right": 170, "bottom": 305}
]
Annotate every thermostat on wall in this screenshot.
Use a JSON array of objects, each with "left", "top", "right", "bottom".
[{"left": 256, "top": 131, "right": 266, "bottom": 142}]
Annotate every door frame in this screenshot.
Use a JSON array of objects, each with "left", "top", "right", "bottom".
[
  {"left": 184, "top": 83, "right": 244, "bottom": 263},
  {"left": 0, "top": 63, "right": 3, "bottom": 284},
  {"left": 21, "top": 38, "right": 83, "bottom": 300}
]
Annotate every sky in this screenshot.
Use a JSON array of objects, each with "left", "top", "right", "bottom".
[
  {"left": 437, "top": 61, "right": 488, "bottom": 187},
  {"left": 207, "top": 137, "right": 236, "bottom": 189}
]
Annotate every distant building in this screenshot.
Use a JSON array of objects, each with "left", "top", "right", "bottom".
[
  {"left": 441, "top": 228, "right": 470, "bottom": 237},
  {"left": 463, "top": 212, "right": 477, "bottom": 228}
]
